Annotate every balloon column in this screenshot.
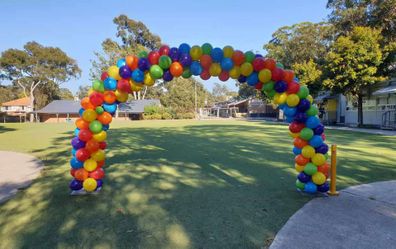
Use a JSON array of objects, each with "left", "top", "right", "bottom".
[{"left": 69, "top": 43, "right": 330, "bottom": 194}]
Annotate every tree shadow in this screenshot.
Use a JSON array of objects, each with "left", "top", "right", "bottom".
[{"left": 0, "top": 125, "right": 16, "bottom": 133}]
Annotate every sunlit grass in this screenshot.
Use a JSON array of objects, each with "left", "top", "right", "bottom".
[{"left": 0, "top": 120, "right": 395, "bottom": 249}]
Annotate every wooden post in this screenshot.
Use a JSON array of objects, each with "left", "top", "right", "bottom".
[{"left": 328, "top": 144, "right": 339, "bottom": 196}]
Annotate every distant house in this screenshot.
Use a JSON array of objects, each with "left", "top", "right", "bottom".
[
  {"left": 0, "top": 97, "right": 32, "bottom": 122},
  {"left": 36, "top": 99, "right": 161, "bottom": 123}
]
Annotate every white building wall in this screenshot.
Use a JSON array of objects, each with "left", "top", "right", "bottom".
[{"left": 0, "top": 105, "right": 33, "bottom": 113}]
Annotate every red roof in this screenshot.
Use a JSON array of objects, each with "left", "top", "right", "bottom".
[{"left": 1, "top": 97, "right": 31, "bottom": 106}]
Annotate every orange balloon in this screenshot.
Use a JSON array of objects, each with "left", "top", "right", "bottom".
[
  {"left": 295, "top": 154, "right": 310, "bottom": 166},
  {"left": 98, "top": 112, "right": 112, "bottom": 125},
  {"left": 293, "top": 137, "right": 309, "bottom": 148},
  {"left": 85, "top": 139, "right": 100, "bottom": 153},
  {"left": 74, "top": 168, "right": 89, "bottom": 181},
  {"left": 264, "top": 58, "right": 276, "bottom": 71},
  {"left": 125, "top": 55, "right": 135, "bottom": 69},
  {"left": 81, "top": 97, "right": 95, "bottom": 110},
  {"left": 103, "top": 91, "right": 116, "bottom": 104},
  {"left": 317, "top": 162, "right": 330, "bottom": 178},
  {"left": 75, "top": 118, "right": 89, "bottom": 130},
  {"left": 232, "top": 50, "right": 245, "bottom": 66},
  {"left": 170, "top": 62, "right": 183, "bottom": 77},
  {"left": 283, "top": 70, "right": 295, "bottom": 83}
]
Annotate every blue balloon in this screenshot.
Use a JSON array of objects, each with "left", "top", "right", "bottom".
[
  {"left": 293, "top": 147, "right": 302, "bottom": 155},
  {"left": 317, "top": 182, "right": 330, "bottom": 192},
  {"left": 179, "top": 53, "right": 192, "bottom": 67},
  {"left": 119, "top": 66, "right": 132, "bottom": 79},
  {"left": 294, "top": 77, "right": 300, "bottom": 83},
  {"left": 190, "top": 61, "right": 203, "bottom": 76},
  {"left": 279, "top": 104, "right": 286, "bottom": 110},
  {"left": 298, "top": 172, "right": 311, "bottom": 183},
  {"left": 70, "top": 157, "right": 83, "bottom": 169},
  {"left": 274, "top": 81, "right": 288, "bottom": 93},
  {"left": 138, "top": 58, "right": 150, "bottom": 71},
  {"left": 79, "top": 108, "right": 84, "bottom": 117},
  {"left": 211, "top": 47, "right": 224, "bottom": 62},
  {"left": 69, "top": 179, "right": 83, "bottom": 191},
  {"left": 309, "top": 135, "right": 323, "bottom": 148},
  {"left": 104, "top": 77, "right": 117, "bottom": 90},
  {"left": 117, "top": 58, "right": 126, "bottom": 68},
  {"left": 255, "top": 54, "right": 263, "bottom": 58},
  {"left": 132, "top": 69, "right": 144, "bottom": 83},
  {"left": 163, "top": 70, "right": 174, "bottom": 81},
  {"left": 286, "top": 116, "right": 294, "bottom": 123},
  {"left": 297, "top": 99, "right": 311, "bottom": 112},
  {"left": 304, "top": 181, "right": 317, "bottom": 193},
  {"left": 178, "top": 43, "right": 191, "bottom": 54},
  {"left": 238, "top": 75, "right": 246, "bottom": 83},
  {"left": 169, "top": 47, "right": 180, "bottom": 62},
  {"left": 102, "top": 124, "right": 110, "bottom": 131},
  {"left": 103, "top": 103, "right": 117, "bottom": 114},
  {"left": 246, "top": 72, "right": 258, "bottom": 86},
  {"left": 306, "top": 116, "right": 320, "bottom": 129},
  {"left": 220, "top": 58, "right": 234, "bottom": 71},
  {"left": 284, "top": 106, "right": 297, "bottom": 117},
  {"left": 96, "top": 179, "right": 103, "bottom": 189},
  {"left": 316, "top": 143, "right": 329, "bottom": 154},
  {"left": 314, "top": 124, "right": 325, "bottom": 135},
  {"left": 294, "top": 112, "right": 308, "bottom": 123},
  {"left": 71, "top": 137, "right": 85, "bottom": 150},
  {"left": 74, "top": 128, "right": 80, "bottom": 137},
  {"left": 71, "top": 148, "right": 77, "bottom": 156}
]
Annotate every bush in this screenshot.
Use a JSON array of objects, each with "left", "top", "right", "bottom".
[
  {"left": 161, "top": 112, "right": 173, "bottom": 120},
  {"left": 143, "top": 113, "right": 162, "bottom": 120},
  {"left": 144, "top": 105, "right": 174, "bottom": 120},
  {"left": 176, "top": 112, "right": 196, "bottom": 119}
]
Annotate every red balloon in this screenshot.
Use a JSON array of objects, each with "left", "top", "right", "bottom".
[
  {"left": 78, "top": 129, "right": 93, "bottom": 142},
  {"left": 76, "top": 148, "right": 90, "bottom": 162},
  {"left": 85, "top": 139, "right": 100, "bottom": 153},
  {"left": 89, "top": 92, "right": 104, "bottom": 107},
  {"left": 117, "top": 79, "right": 131, "bottom": 93},
  {"left": 271, "top": 68, "right": 284, "bottom": 81},
  {"left": 200, "top": 70, "right": 211, "bottom": 80},
  {"left": 294, "top": 137, "right": 309, "bottom": 148},
  {"left": 232, "top": 50, "right": 245, "bottom": 66},
  {"left": 200, "top": 54, "right": 212, "bottom": 69},
  {"left": 283, "top": 70, "right": 295, "bottom": 83},
  {"left": 89, "top": 168, "right": 105, "bottom": 180},
  {"left": 219, "top": 71, "right": 229, "bottom": 81},
  {"left": 255, "top": 82, "right": 263, "bottom": 90},
  {"left": 264, "top": 58, "right": 276, "bottom": 70},
  {"left": 289, "top": 122, "right": 305, "bottom": 133},
  {"left": 101, "top": 72, "right": 109, "bottom": 81},
  {"left": 148, "top": 51, "right": 160, "bottom": 65},
  {"left": 321, "top": 133, "right": 326, "bottom": 141},
  {"left": 99, "top": 141, "right": 107, "bottom": 150},
  {"left": 287, "top": 82, "right": 300, "bottom": 94},
  {"left": 97, "top": 160, "right": 105, "bottom": 168},
  {"left": 70, "top": 168, "right": 77, "bottom": 177},
  {"left": 295, "top": 154, "right": 310, "bottom": 166},
  {"left": 159, "top": 45, "right": 170, "bottom": 55},
  {"left": 318, "top": 163, "right": 330, "bottom": 178},
  {"left": 252, "top": 57, "right": 266, "bottom": 71}
]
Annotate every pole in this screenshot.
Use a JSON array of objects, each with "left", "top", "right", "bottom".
[{"left": 328, "top": 144, "right": 339, "bottom": 196}]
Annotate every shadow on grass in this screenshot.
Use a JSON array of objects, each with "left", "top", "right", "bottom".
[
  {"left": 0, "top": 122, "right": 395, "bottom": 249},
  {"left": 0, "top": 125, "right": 16, "bottom": 133}
]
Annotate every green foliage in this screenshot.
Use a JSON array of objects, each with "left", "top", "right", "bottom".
[
  {"left": 237, "top": 83, "right": 259, "bottom": 100},
  {"left": 212, "top": 82, "right": 237, "bottom": 102},
  {"left": 56, "top": 88, "right": 74, "bottom": 100},
  {"left": 144, "top": 104, "right": 174, "bottom": 120},
  {"left": 293, "top": 59, "right": 323, "bottom": 93},
  {"left": 0, "top": 85, "right": 22, "bottom": 104},
  {"left": 76, "top": 85, "right": 90, "bottom": 100}
]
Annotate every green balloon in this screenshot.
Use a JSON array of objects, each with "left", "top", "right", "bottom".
[
  {"left": 306, "top": 105, "right": 318, "bottom": 116},
  {"left": 201, "top": 43, "right": 213, "bottom": 55},
  {"left": 304, "top": 163, "right": 318, "bottom": 176},
  {"left": 262, "top": 81, "right": 275, "bottom": 91},
  {"left": 138, "top": 50, "right": 148, "bottom": 58},
  {"left": 266, "top": 89, "right": 276, "bottom": 98},
  {"left": 92, "top": 80, "right": 103, "bottom": 92},
  {"left": 95, "top": 106, "right": 104, "bottom": 115},
  {"left": 300, "top": 128, "right": 314, "bottom": 140},
  {"left": 297, "top": 85, "right": 309, "bottom": 99},
  {"left": 276, "top": 62, "right": 284, "bottom": 69},
  {"left": 149, "top": 65, "right": 163, "bottom": 79},
  {"left": 158, "top": 55, "right": 172, "bottom": 69},
  {"left": 244, "top": 51, "right": 255, "bottom": 63},
  {"left": 296, "top": 180, "right": 305, "bottom": 190},
  {"left": 182, "top": 68, "right": 192, "bottom": 78},
  {"left": 89, "top": 120, "right": 103, "bottom": 134}
]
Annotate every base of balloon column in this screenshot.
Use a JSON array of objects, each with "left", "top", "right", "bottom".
[
  {"left": 70, "top": 187, "right": 102, "bottom": 196},
  {"left": 296, "top": 188, "right": 329, "bottom": 197}
]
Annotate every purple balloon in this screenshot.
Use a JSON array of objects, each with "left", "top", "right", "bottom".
[
  {"left": 316, "top": 143, "right": 329, "bottom": 154},
  {"left": 238, "top": 75, "right": 247, "bottom": 83},
  {"left": 298, "top": 172, "right": 311, "bottom": 183},
  {"left": 297, "top": 99, "right": 311, "bottom": 112},
  {"left": 169, "top": 47, "right": 180, "bottom": 62},
  {"left": 71, "top": 137, "right": 86, "bottom": 150},
  {"left": 119, "top": 66, "right": 132, "bottom": 79},
  {"left": 163, "top": 70, "right": 173, "bottom": 81},
  {"left": 96, "top": 179, "right": 103, "bottom": 189},
  {"left": 274, "top": 81, "right": 287, "bottom": 93},
  {"left": 255, "top": 54, "right": 263, "bottom": 58},
  {"left": 138, "top": 58, "right": 150, "bottom": 71},
  {"left": 179, "top": 53, "right": 192, "bottom": 67},
  {"left": 294, "top": 112, "right": 308, "bottom": 123},
  {"left": 313, "top": 124, "right": 325, "bottom": 135},
  {"left": 317, "top": 182, "right": 329, "bottom": 192},
  {"left": 69, "top": 179, "right": 82, "bottom": 191}
]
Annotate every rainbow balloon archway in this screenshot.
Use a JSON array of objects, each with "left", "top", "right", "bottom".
[{"left": 69, "top": 43, "right": 330, "bottom": 194}]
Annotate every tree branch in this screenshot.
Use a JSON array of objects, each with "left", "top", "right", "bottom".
[{"left": 16, "top": 80, "right": 27, "bottom": 97}]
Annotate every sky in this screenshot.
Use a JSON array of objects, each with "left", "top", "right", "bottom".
[{"left": 0, "top": 0, "right": 330, "bottom": 94}]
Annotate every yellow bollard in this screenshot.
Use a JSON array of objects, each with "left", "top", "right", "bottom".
[{"left": 328, "top": 144, "right": 339, "bottom": 196}]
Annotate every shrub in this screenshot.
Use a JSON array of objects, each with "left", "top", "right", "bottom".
[
  {"left": 161, "top": 112, "right": 173, "bottom": 120},
  {"left": 176, "top": 112, "right": 196, "bottom": 119}
]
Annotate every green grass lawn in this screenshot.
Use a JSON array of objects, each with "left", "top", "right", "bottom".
[{"left": 0, "top": 120, "right": 395, "bottom": 249}]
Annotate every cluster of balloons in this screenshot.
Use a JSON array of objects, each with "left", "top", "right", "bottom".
[{"left": 69, "top": 43, "right": 330, "bottom": 194}]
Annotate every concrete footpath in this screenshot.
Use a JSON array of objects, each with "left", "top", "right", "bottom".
[
  {"left": 270, "top": 181, "right": 396, "bottom": 249},
  {"left": 0, "top": 151, "right": 43, "bottom": 203}
]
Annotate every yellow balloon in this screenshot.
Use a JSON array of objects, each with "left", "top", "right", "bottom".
[
  {"left": 144, "top": 73, "right": 155, "bottom": 86},
  {"left": 93, "top": 130, "right": 107, "bottom": 142},
  {"left": 83, "top": 178, "right": 98, "bottom": 192},
  {"left": 312, "top": 172, "right": 326, "bottom": 185},
  {"left": 240, "top": 62, "right": 253, "bottom": 76},
  {"left": 130, "top": 80, "right": 143, "bottom": 92},
  {"left": 88, "top": 88, "right": 95, "bottom": 96},
  {"left": 84, "top": 159, "right": 97, "bottom": 172},
  {"left": 295, "top": 164, "right": 305, "bottom": 173},
  {"left": 115, "top": 90, "right": 128, "bottom": 103},
  {"left": 209, "top": 63, "right": 222, "bottom": 76},
  {"left": 273, "top": 93, "right": 287, "bottom": 104},
  {"left": 307, "top": 95, "right": 313, "bottom": 104},
  {"left": 312, "top": 153, "right": 326, "bottom": 166},
  {"left": 229, "top": 66, "right": 241, "bottom": 79},
  {"left": 190, "top": 45, "right": 203, "bottom": 60},
  {"left": 258, "top": 69, "right": 272, "bottom": 83},
  {"left": 223, "top": 46, "right": 234, "bottom": 58},
  {"left": 302, "top": 145, "right": 316, "bottom": 158},
  {"left": 82, "top": 109, "right": 97, "bottom": 122},
  {"left": 107, "top": 65, "right": 121, "bottom": 80},
  {"left": 91, "top": 149, "right": 105, "bottom": 162},
  {"left": 286, "top": 94, "right": 300, "bottom": 107},
  {"left": 289, "top": 131, "right": 300, "bottom": 138}
]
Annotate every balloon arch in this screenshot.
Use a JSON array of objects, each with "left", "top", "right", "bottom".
[{"left": 69, "top": 43, "right": 330, "bottom": 195}]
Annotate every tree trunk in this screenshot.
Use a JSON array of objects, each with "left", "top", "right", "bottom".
[
  {"left": 29, "top": 89, "right": 35, "bottom": 122},
  {"left": 357, "top": 93, "right": 363, "bottom": 127}
]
